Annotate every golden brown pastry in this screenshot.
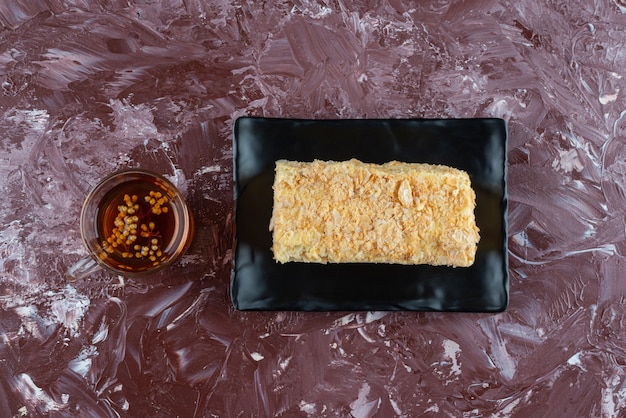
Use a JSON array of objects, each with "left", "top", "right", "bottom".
[{"left": 270, "top": 159, "right": 480, "bottom": 267}]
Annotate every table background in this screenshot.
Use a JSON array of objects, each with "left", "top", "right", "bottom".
[{"left": 1, "top": 1, "right": 625, "bottom": 416}]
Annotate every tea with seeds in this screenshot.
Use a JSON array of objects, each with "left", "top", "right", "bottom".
[
  {"left": 95, "top": 178, "right": 179, "bottom": 273},
  {"left": 67, "top": 169, "right": 193, "bottom": 280}
]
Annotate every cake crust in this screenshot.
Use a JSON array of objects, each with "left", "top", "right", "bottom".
[{"left": 270, "top": 159, "right": 480, "bottom": 267}]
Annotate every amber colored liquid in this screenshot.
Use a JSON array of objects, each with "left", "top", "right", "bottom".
[{"left": 94, "top": 178, "right": 179, "bottom": 273}]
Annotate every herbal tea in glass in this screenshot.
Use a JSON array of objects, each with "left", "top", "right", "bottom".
[{"left": 68, "top": 169, "right": 193, "bottom": 280}]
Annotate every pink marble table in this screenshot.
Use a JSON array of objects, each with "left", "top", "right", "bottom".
[{"left": 1, "top": 1, "right": 626, "bottom": 416}]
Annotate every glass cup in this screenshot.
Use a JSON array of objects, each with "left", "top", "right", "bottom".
[{"left": 67, "top": 169, "right": 194, "bottom": 280}]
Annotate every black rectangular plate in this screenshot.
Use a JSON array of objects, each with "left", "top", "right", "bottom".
[{"left": 232, "top": 117, "right": 508, "bottom": 312}]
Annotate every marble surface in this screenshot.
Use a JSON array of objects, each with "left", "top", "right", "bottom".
[{"left": 1, "top": 0, "right": 626, "bottom": 416}]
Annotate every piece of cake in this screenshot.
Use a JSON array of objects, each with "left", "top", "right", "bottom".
[{"left": 270, "top": 159, "right": 480, "bottom": 267}]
